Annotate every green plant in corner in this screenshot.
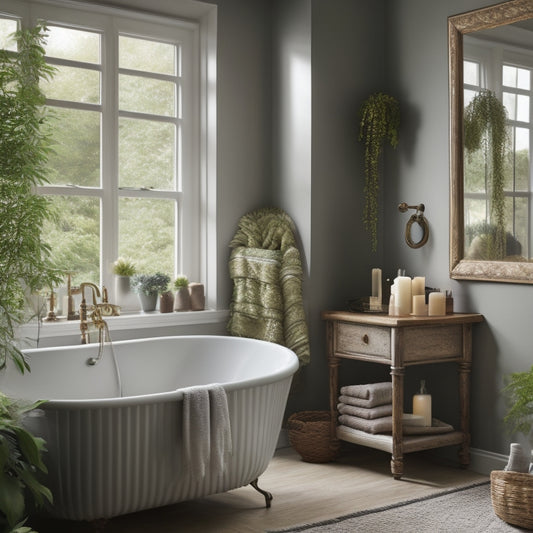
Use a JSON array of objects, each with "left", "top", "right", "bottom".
[
  {"left": 0, "top": 23, "right": 61, "bottom": 373},
  {"left": 503, "top": 365, "right": 533, "bottom": 440},
  {"left": 464, "top": 89, "right": 510, "bottom": 260},
  {"left": 0, "top": 393, "right": 52, "bottom": 533},
  {"left": 359, "top": 92, "right": 400, "bottom": 252}
]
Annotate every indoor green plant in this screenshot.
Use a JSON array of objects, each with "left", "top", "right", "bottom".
[
  {"left": 0, "top": 23, "right": 61, "bottom": 372},
  {"left": 112, "top": 258, "right": 137, "bottom": 311},
  {"left": 503, "top": 365, "right": 533, "bottom": 439},
  {"left": 359, "top": 92, "right": 400, "bottom": 252},
  {"left": 0, "top": 394, "right": 52, "bottom": 533},
  {"left": 0, "top": 24, "right": 59, "bottom": 532},
  {"left": 173, "top": 275, "right": 190, "bottom": 312},
  {"left": 131, "top": 272, "right": 171, "bottom": 312},
  {"left": 464, "top": 89, "right": 509, "bottom": 260}
]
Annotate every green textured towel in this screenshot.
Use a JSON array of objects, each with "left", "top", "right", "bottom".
[{"left": 228, "top": 208, "right": 310, "bottom": 366}]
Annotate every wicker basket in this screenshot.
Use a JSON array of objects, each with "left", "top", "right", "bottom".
[
  {"left": 491, "top": 470, "right": 533, "bottom": 529},
  {"left": 287, "top": 411, "right": 340, "bottom": 463}
]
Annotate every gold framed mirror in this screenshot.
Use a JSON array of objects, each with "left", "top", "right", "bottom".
[{"left": 449, "top": 0, "right": 533, "bottom": 283}]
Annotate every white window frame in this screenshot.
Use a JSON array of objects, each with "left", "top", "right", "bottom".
[{"left": 2, "top": 0, "right": 220, "bottom": 339}]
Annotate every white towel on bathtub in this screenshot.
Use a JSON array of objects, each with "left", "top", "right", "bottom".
[{"left": 182, "top": 383, "right": 232, "bottom": 478}]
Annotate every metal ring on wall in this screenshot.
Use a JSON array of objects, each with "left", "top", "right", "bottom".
[{"left": 405, "top": 214, "right": 429, "bottom": 249}]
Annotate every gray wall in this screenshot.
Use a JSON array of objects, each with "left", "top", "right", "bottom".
[
  {"left": 383, "top": 0, "right": 531, "bottom": 456},
  {"left": 64, "top": 0, "right": 528, "bottom": 457}
]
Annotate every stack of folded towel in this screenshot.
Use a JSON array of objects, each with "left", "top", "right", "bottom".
[
  {"left": 337, "top": 382, "right": 394, "bottom": 434},
  {"left": 338, "top": 382, "right": 454, "bottom": 435}
]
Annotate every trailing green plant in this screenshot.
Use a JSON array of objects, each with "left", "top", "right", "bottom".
[
  {"left": 0, "top": 24, "right": 61, "bottom": 373},
  {"left": 359, "top": 92, "right": 400, "bottom": 252},
  {"left": 112, "top": 258, "right": 136, "bottom": 277},
  {"left": 503, "top": 365, "right": 533, "bottom": 439},
  {"left": 131, "top": 272, "right": 171, "bottom": 296},
  {"left": 0, "top": 393, "right": 52, "bottom": 533},
  {"left": 464, "top": 89, "right": 510, "bottom": 260},
  {"left": 173, "top": 275, "right": 189, "bottom": 290}
]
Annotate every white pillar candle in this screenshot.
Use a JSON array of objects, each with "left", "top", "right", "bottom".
[
  {"left": 396, "top": 276, "right": 412, "bottom": 316},
  {"left": 412, "top": 276, "right": 425, "bottom": 296},
  {"left": 412, "top": 294, "right": 427, "bottom": 316},
  {"left": 428, "top": 292, "right": 446, "bottom": 316},
  {"left": 371, "top": 268, "right": 382, "bottom": 303},
  {"left": 413, "top": 381, "right": 432, "bottom": 427}
]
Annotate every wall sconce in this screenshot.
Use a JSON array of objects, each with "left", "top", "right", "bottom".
[{"left": 398, "top": 202, "right": 429, "bottom": 249}]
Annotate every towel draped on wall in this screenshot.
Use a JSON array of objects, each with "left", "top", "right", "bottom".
[{"left": 228, "top": 207, "right": 310, "bottom": 366}]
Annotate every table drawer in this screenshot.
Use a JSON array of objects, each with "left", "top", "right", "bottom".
[{"left": 335, "top": 321, "right": 391, "bottom": 359}]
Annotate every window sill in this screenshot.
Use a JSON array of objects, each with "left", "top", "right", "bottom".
[{"left": 20, "top": 309, "right": 230, "bottom": 340}]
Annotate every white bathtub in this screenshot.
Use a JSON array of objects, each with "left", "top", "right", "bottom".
[{"left": 0, "top": 335, "right": 299, "bottom": 521}]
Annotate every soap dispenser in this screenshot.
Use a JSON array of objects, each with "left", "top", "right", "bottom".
[{"left": 413, "top": 380, "right": 432, "bottom": 427}]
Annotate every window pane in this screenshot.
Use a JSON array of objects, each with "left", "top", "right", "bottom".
[
  {"left": 0, "top": 18, "right": 18, "bottom": 51},
  {"left": 119, "top": 74, "right": 175, "bottom": 116},
  {"left": 515, "top": 128, "right": 530, "bottom": 191},
  {"left": 464, "top": 148, "right": 487, "bottom": 193},
  {"left": 464, "top": 89, "right": 478, "bottom": 107},
  {"left": 510, "top": 197, "right": 528, "bottom": 258},
  {"left": 42, "top": 65, "right": 100, "bottom": 104},
  {"left": 503, "top": 65, "right": 517, "bottom": 88},
  {"left": 517, "top": 94, "right": 529, "bottom": 123},
  {"left": 464, "top": 60, "right": 479, "bottom": 86},
  {"left": 43, "top": 195, "right": 100, "bottom": 286},
  {"left": 517, "top": 67, "right": 530, "bottom": 91},
  {"left": 503, "top": 92, "right": 516, "bottom": 120},
  {"left": 119, "top": 118, "right": 175, "bottom": 190},
  {"left": 119, "top": 36, "right": 176, "bottom": 75},
  {"left": 46, "top": 107, "right": 101, "bottom": 187},
  {"left": 45, "top": 26, "right": 100, "bottom": 64},
  {"left": 119, "top": 198, "right": 175, "bottom": 276}
]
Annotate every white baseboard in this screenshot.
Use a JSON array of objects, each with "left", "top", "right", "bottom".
[{"left": 469, "top": 447, "right": 508, "bottom": 475}]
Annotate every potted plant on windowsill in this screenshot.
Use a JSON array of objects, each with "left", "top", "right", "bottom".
[
  {"left": 490, "top": 366, "right": 533, "bottom": 530},
  {"left": 173, "top": 275, "right": 191, "bottom": 312},
  {"left": 112, "top": 258, "right": 137, "bottom": 312},
  {"left": 131, "top": 273, "right": 171, "bottom": 312}
]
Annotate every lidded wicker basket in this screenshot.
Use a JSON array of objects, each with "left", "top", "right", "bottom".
[
  {"left": 287, "top": 410, "right": 340, "bottom": 463},
  {"left": 491, "top": 470, "right": 533, "bottom": 529}
]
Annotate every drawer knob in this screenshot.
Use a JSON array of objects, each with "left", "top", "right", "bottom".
[{"left": 362, "top": 334, "right": 369, "bottom": 344}]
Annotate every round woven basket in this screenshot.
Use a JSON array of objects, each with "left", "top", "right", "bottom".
[
  {"left": 287, "top": 411, "right": 340, "bottom": 463},
  {"left": 491, "top": 470, "right": 533, "bottom": 529}
]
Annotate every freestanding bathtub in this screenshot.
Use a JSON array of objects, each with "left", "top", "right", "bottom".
[{"left": 0, "top": 335, "right": 299, "bottom": 521}]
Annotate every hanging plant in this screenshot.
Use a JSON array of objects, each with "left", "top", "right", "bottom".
[
  {"left": 464, "top": 89, "right": 509, "bottom": 260},
  {"left": 359, "top": 92, "right": 400, "bottom": 252}
]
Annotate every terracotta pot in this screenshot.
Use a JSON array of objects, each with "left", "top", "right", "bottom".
[{"left": 159, "top": 291, "right": 174, "bottom": 313}]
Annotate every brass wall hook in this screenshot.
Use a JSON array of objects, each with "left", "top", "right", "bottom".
[{"left": 398, "top": 201, "right": 429, "bottom": 248}]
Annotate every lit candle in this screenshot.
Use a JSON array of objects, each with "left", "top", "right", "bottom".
[
  {"left": 412, "top": 294, "right": 427, "bottom": 316},
  {"left": 412, "top": 276, "right": 425, "bottom": 296},
  {"left": 396, "top": 276, "right": 412, "bottom": 316},
  {"left": 428, "top": 292, "right": 446, "bottom": 316}
]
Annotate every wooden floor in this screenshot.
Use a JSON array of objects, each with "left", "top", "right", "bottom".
[{"left": 31, "top": 444, "right": 488, "bottom": 533}]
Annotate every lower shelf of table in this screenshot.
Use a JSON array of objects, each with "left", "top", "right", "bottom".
[{"left": 336, "top": 425, "right": 465, "bottom": 454}]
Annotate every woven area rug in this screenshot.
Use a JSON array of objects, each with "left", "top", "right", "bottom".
[{"left": 269, "top": 481, "right": 527, "bottom": 532}]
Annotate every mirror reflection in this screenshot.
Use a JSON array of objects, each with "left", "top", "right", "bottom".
[{"left": 463, "top": 23, "right": 533, "bottom": 262}]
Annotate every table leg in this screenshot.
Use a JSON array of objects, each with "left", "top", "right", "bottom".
[
  {"left": 390, "top": 365, "right": 405, "bottom": 479},
  {"left": 458, "top": 360, "right": 471, "bottom": 468}
]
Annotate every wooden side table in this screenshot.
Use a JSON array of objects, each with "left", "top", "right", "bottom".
[{"left": 322, "top": 311, "right": 484, "bottom": 479}]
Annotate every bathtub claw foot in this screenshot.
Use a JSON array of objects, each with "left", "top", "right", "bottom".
[{"left": 250, "top": 478, "right": 273, "bottom": 508}]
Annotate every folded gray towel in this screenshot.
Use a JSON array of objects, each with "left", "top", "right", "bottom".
[
  {"left": 337, "top": 402, "right": 393, "bottom": 420},
  {"left": 338, "top": 414, "right": 454, "bottom": 435},
  {"left": 339, "top": 382, "right": 392, "bottom": 408}
]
